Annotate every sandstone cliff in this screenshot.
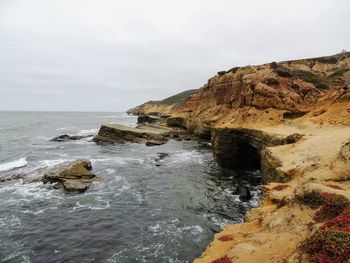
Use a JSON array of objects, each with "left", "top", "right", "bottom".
[{"left": 129, "top": 52, "right": 350, "bottom": 263}]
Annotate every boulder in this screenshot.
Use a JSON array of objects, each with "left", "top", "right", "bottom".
[
  {"left": 42, "top": 159, "right": 96, "bottom": 192},
  {"left": 51, "top": 134, "right": 93, "bottom": 142},
  {"left": 94, "top": 124, "right": 169, "bottom": 144}
]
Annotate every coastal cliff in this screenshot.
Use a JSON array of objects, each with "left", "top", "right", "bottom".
[{"left": 128, "top": 52, "right": 350, "bottom": 262}]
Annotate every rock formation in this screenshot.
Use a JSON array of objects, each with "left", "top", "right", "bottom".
[
  {"left": 42, "top": 159, "right": 96, "bottom": 192},
  {"left": 94, "top": 124, "right": 170, "bottom": 145},
  {"left": 51, "top": 134, "right": 93, "bottom": 142},
  {"left": 128, "top": 52, "right": 350, "bottom": 262}
]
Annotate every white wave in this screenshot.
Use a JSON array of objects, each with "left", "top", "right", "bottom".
[
  {"left": 105, "top": 168, "right": 116, "bottom": 174},
  {"left": 22, "top": 209, "right": 45, "bottom": 215},
  {"left": 171, "top": 151, "right": 204, "bottom": 164},
  {"left": 38, "top": 159, "right": 67, "bottom": 167},
  {"left": 0, "top": 181, "right": 64, "bottom": 201},
  {"left": 0, "top": 158, "right": 27, "bottom": 172},
  {"left": 72, "top": 197, "right": 110, "bottom": 211},
  {"left": 114, "top": 184, "right": 131, "bottom": 196},
  {"left": 100, "top": 115, "right": 120, "bottom": 118},
  {"left": 177, "top": 225, "right": 203, "bottom": 235},
  {"left": 77, "top": 128, "right": 99, "bottom": 135},
  {"left": 91, "top": 157, "right": 144, "bottom": 165}
]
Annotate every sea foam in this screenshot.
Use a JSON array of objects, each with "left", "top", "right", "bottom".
[{"left": 0, "top": 158, "right": 27, "bottom": 172}]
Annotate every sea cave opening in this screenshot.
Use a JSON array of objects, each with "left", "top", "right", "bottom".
[{"left": 235, "top": 141, "right": 261, "bottom": 170}]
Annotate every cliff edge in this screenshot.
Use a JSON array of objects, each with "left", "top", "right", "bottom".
[{"left": 129, "top": 52, "right": 350, "bottom": 262}]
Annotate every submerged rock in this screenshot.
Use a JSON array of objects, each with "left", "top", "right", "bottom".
[
  {"left": 42, "top": 159, "right": 96, "bottom": 192},
  {"left": 146, "top": 141, "right": 166, "bottom": 147},
  {"left": 94, "top": 124, "right": 169, "bottom": 145},
  {"left": 238, "top": 185, "right": 251, "bottom": 202},
  {"left": 154, "top": 152, "right": 169, "bottom": 166},
  {"left": 51, "top": 134, "right": 93, "bottom": 142}
]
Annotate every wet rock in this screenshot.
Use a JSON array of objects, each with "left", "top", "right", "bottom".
[
  {"left": 0, "top": 173, "right": 25, "bottom": 183},
  {"left": 42, "top": 159, "right": 96, "bottom": 193},
  {"left": 94, "top": 124, "right": 169, "bottom": 144},
  {"left": 238, "top": 185, "right": 251, "bottom": 202},
  {"left": 146, "top": 141, "right": 166, "bottom": 147},
  {"left": 51, "top": 134, "right": 93, "bottom": 142}
]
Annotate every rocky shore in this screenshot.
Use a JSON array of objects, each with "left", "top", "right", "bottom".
[{"left": 128, "top": 52, "right": 350, "bottom": 262}]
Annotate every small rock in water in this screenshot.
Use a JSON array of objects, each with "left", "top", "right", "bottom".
[
  {"left": 154, "top": 152, "right": 169, "bottom": 166},
  {"left": 146, "top": 141, "right": 166, "bottom": 147},
  {"left": 238, "top": 185, "right": 251, "bottom": 202},
  {"left": 51, "top": 134, "right": 93, "bottom": 142},
  {"left": 42, "top": 159, "right": 96, "bottom": 193}
]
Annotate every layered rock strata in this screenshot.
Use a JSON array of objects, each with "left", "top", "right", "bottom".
[
  {"left": 42, "top": 159, "right": 96, "bottom": 192},
  {"left": 94, "top": 124, "right": 170, "bottom": 145},
  {"left": 128, "top": 52, "right": 350, "bottom": 262}
]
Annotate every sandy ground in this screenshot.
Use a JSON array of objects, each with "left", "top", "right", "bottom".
[{"left": 194, "top": 121, "right": 350, "bottom": 263}]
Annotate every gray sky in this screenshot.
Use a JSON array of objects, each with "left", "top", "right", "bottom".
[{"left": 0, "top": 0, "right": 349, "bottom": 111}]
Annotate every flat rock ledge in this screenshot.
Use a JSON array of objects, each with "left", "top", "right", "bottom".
[
  {"left": 42, "top": 159, "right": 96, "bottom": 192},
  {"left": 94, "top": 124, "right": 169, "bottom": 145}
]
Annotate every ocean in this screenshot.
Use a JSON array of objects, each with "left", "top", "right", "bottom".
[{"left": 0, "top": 111, "right": 261, "bottom": 263}]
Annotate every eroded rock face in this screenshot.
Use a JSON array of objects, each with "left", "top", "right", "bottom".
[
  {"left": 211, "top": 128, "right": 294, "bottom": 183},
  {"left": 94, "top": 124, "right": 169, "bottom": 145},
  {"left": 137, "top": 115, "right": 159, "bottom": 124},
  {"left": 42, "top": 160, "right": 96, "bottom": 192},
  {"left": 166, "top": 116, "right": 187, "bottom": 129}
]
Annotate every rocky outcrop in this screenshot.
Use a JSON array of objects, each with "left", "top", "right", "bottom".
[
  {"left": 211, "top": 128, "right": 303, "bottom": 183},
  {"left": 166, "top": 116, "right": 187, "bottom": 129},
  {"left": 42, "top": 160, "right": 96, "bottom": 192},
  {"left": 94, "top": 124, "right": 169, "bottom": 144},
  {"left": 137, "top": 115, "right": 159, "bottom": 124},
  {"left": 127, "top": 101, "right": 178, "bottom": 116},
  {"left": 50, "top": 134, "right": 93, "bottom": 142},
  {"left": 128, "top": 52, "right": 350, "bottom": 262}
]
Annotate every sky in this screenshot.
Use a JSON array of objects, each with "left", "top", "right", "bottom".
[{"left": 0, "top": 0, "right": 349, "bottom": 112}]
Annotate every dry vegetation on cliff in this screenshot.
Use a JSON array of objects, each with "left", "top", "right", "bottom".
[{"left": 129, "top": 52, "right": 350, "bottom": 263}]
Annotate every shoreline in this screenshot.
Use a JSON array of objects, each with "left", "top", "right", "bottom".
[{"left": 126, "top": 52, "right": 350, "bottom": 262}]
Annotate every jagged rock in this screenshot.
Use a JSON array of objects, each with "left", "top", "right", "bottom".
[
  {"left": 51, "top": 134, "right": 93, "bottom": 142},
  {"left": 137, "top": 115, "right": 159, "bottom": 124},
  {"left": 274, "top": 65, "right": 293, "bottom": 78},
  {"left": 42, "top": 159, "right": 96, "bottom": 192},
  {"left": 94, "top": 124, "right": 169, "bottom": 144},
  {"left": 217, "top": 71, "right": 227, "bottom": 76}
]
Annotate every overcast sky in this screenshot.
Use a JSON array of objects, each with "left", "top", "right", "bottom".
[{"left": 0, "top": 0, "right": 349, "bottom": 111}]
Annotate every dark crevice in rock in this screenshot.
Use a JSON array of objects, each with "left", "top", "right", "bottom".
[
  {"left": 212, "top": 128, "right": 291, "bottom": 184},
  {"left": 283, "top": 111, "right": 307, "bottom": 119},
  {"left": 236, "top": 141, "right": 261, "bottom": 170}
]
